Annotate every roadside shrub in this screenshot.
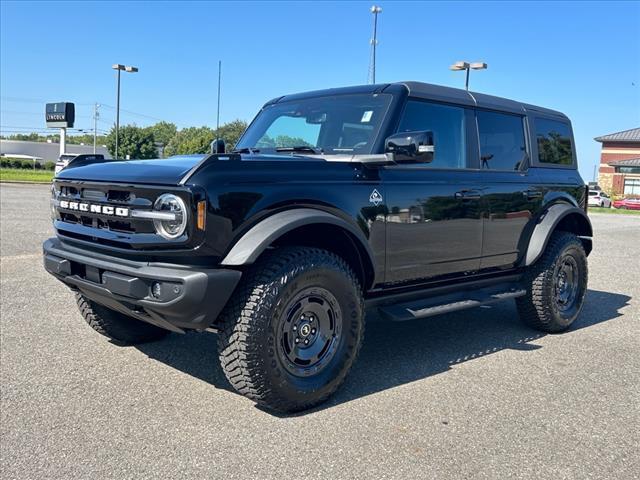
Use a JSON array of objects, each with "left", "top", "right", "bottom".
[{"left": 0, "top": 157, "right": 54, "bottom": 169}]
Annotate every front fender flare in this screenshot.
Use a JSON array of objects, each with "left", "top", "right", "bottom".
[
  {"left": 525, "top": 204, "right": 593, "bottom": 266},
  {"left": 220, "top": 208, "right": 376, "bottom": 269}
]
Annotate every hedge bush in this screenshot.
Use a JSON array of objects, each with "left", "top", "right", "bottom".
[{"left": 0, "top": 157, "right": 56, "bottom": 170}]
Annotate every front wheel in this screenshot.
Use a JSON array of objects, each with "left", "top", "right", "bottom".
[
  {"left": 217, "top": 247, "right": 364, "bottom": 412},
  {"left": 516, "top": 232, "right": 588, "bottom": 333}
]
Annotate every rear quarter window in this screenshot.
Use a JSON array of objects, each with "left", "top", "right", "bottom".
[{"left": 535, "top": 118, "right": 574, "bottom": 166}]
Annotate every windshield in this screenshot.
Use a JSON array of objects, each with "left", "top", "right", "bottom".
[{"left": 236, "top": 93, "right": 392, "bottom": 155}]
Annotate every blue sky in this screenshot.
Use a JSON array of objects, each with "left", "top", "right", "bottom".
[{"left": 1, "top": 0, "right": 639, "bottom": 180}]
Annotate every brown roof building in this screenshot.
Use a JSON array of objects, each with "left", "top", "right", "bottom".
[{"left": 595, "top": 127, "right": 640, "bottom": 196}]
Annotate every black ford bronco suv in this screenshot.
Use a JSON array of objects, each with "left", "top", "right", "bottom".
[{"left": 44, "top": 82, "right": 592, "bottom": 412}]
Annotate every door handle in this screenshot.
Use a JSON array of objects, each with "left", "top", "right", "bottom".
[
  {"left": 454, "top": 190, "right": 481, "bottom": 201},
  {"left": 523, "top": 190, "right": 542, "bottom": 200}
]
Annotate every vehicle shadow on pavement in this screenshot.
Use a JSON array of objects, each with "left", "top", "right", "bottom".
[{"left": 134, "top": 288, "right": 630, "bottom": 415}]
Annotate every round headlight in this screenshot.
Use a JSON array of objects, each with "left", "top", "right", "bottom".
[{"left": 153, "top": 194, "right": 188, "bottom": 240}]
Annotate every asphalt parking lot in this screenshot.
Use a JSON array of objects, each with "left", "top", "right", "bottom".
[{"left": 1, "top": 182, "right": 638, "bottom": 479}]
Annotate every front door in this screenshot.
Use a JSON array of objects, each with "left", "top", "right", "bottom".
[{"left": 382, "top": 99, "right": 483, "bottom": 284}]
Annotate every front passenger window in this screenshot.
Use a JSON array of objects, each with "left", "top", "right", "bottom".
[{"left": 397, "top": 100, "right": 467, "bottom": 168}]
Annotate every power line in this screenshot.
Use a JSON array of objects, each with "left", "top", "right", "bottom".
[
  {"left": 2, "top": 97, "right": 167, "bottom": 124},
  {"left": 100, "top": 104, "right": 165, "bottom": 122},
  {"left": 1, "top": 110, "right": 93, "bottom": 119}
]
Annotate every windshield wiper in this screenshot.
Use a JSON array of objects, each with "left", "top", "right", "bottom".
[
  {"left": 231, "top": 147, "right": 260, "bottom": 154},
  {"left": 275, "top": 146, "right": 323, "bottom": 154}
]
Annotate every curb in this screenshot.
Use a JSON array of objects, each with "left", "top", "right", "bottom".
[{"left": 0, "top": 180, "right": 52, "bottom": 185}]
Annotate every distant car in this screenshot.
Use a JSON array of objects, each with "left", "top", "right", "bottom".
[
  {"left": 612, "top": 198, "right": 640, "bottom": 210},
  {"left": 587, "top": 190, "right": 611, "bottom": 208},
  {"left": 54, "top": 154, "right": 104, "bottom": 175}
]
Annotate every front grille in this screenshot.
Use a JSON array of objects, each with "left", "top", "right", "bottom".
[{"left": 52, "top": 180, "right": 192, "bottom": 248}]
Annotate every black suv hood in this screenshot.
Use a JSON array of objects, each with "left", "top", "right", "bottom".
[
  {"left": 55, "top": 155, "right": 206, "bottom": 185},
  {"left": 55, "top": 153, "right": 327, "bottom": 185}
]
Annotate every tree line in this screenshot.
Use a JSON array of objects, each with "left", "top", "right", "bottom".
[
  {"left": 105, "top": 120, "right": 248, "bottom": 159},
  {"left": 1, "top": 119, "right": 249, "bottom": 160}
]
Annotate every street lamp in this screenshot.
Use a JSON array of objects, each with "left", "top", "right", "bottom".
[
  {"left": 450, "top": 61, "right": 487, "bottom": 90},
  {"left": 112, "top": 64, "right": 138, "bottom": 159},
  {"left": 369, "top": 5, "right": 382, "bottom": 84}
]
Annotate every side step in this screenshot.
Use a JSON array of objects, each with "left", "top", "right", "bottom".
[{"left": 377, "top": 283, "right": 526, "bottom": 322}]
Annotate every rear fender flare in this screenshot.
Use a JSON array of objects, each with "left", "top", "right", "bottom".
[{"left": 525, "top": 203, "right": 593, "bottom": 266}]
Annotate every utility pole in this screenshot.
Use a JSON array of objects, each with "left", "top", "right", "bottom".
[
  {"left": 216, "top": 60, "right": 222, "bottom": 132},
  {"left": 93, "top": 103, "right": 100, "bottom": 154},
  {"left": 369, "top": 6, "right": 382, "bottom": 84}
]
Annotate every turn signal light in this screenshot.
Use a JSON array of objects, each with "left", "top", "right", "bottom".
[{"left": 197, "top": 200, "right": 206, "bottom": 230}]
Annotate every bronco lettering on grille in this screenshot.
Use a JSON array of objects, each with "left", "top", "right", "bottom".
[{"left": 59, "top": 200, "right": 129, "bottom": 217}]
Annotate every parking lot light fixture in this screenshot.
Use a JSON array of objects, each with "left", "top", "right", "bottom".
[
  {"left": 112, "top": 64, "right": 138, "bottom": 159},
  {"left": 450, "top": 61, "right": 487, "bottom": 90}
]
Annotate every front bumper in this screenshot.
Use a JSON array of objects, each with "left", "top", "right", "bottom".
[{"left": 43, "top": 238, "right": 241, "bottom": 333}]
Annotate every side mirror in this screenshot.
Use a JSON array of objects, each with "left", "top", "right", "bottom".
[
  {"left": 211, "top": 138, "right": 226, "bottom": 154},
  {"left": 385, "top": 130, "right": 434, "bottom": 163}
]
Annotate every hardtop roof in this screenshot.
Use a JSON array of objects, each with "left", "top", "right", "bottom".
[{"left": 268, "top": 81, "right": 568, "bottom": 119}]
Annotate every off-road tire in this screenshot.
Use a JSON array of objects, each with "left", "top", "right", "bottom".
[
  {"left": 217, "top": 247, "right": 364, "bottom": 413},
  {"left": 516, "top": 231, "right": 588, "bottom": 333},
  {"left": 76, "top": 293, "right": 170, "bottom": 344}
]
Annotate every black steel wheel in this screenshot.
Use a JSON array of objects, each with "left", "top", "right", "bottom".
[
  {"left": 217, "top": 247, "right": 364, "bottom": 412},
  {"left": 277, "top": 287, "right": 343, "bottom": 378},
  {"left": 517, "top": 231, "right": 588, "bottom": 333},
  {"left": 553, "top": 255, "right": 580, "bottom": 314}
]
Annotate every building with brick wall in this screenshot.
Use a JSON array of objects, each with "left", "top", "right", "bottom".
[{"left": 595, "top": 127, "right": 640, "bottom": 196}]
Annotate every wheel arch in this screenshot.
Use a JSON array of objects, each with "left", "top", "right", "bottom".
[
  {"left": 525, "top": 203, "right": 593, "bottom": 266},
  {"left": 220, "top": 208, "right": 376, "bottom": 290}
]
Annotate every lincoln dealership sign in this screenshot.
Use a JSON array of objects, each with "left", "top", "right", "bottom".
[{"left": 45, "top": 102, "right": 75, "bottom": 128}]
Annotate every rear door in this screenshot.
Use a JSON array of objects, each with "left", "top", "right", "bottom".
[
  {"left": 382, "top": 99, "right": 484, "bottom": 284},
  {"left": 475, "top": 110, "right": 543, "bottom": 269}
]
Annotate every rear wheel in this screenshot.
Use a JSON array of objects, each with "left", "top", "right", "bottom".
[
  {"left": 217, "top": 247, "right": 364, "bottom": 412},
  {"left": 76, "top": 293, "right": 170, "bottom": 344},
  {"left": 517, "top": 232, "right": 588, "bottom": 333}
]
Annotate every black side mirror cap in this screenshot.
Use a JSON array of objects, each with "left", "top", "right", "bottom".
[
  {"left": 211, "top": 138, "right": 226, "bottom": 154},
  {"left": 385, "top": 130, "right": 434, "bottom": 163}
]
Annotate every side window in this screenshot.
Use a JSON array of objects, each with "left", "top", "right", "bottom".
[
  {"left": 397, "top": 100, "right": 467, "bottom": 168},
  {"left": 477, "top": 110, "right": 527, "bottom": 170},
  {"left": 535, "top": 118, "right": 574, "bottom": 166}
]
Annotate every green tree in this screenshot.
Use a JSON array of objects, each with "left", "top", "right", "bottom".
[
  {"left": 213, "top": 119, "right": 248, "bottom": 150},
  {"left": 106, "top": 125, "right": 157, "bottom": 159},
  {"left": 163, "top": 126, "right": 215, "bottom": 157},
  {"left": 163, "top": 119, "right": 248, "bottom": 157},
  {"left": 145, "top": 121, "right": 178, "bottom": 148}
]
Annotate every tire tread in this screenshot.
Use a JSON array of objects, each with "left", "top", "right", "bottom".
[{"left": 217, "top": 247, "right": 364, "bottom": 412}]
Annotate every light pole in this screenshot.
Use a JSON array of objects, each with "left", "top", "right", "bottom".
[
  {"left": 369, "top": 5, "right": 382, "bottom": 84},
  {"left": 450, "top": 61, "right": 487, "bottom": 90},
  {"left": 112, "top": 64, "right": 138, "bottom": 159}
]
